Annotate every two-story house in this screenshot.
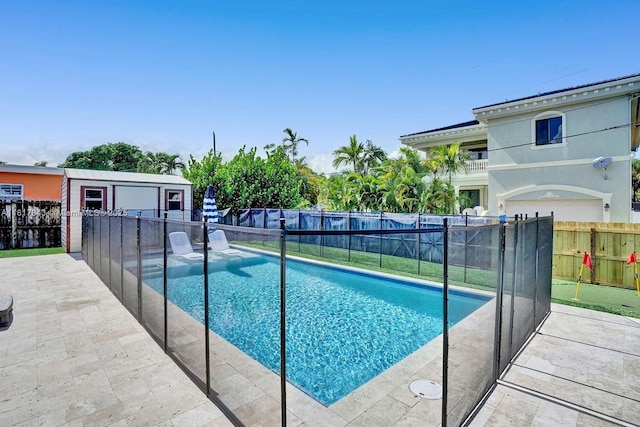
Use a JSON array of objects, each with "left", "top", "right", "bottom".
[{"left": 401, "top": 73, "right": 640, "bottom": 222}]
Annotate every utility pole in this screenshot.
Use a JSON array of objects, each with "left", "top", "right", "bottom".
[{"left": 212, "top": 131, "right": 216, "bottom": 156}]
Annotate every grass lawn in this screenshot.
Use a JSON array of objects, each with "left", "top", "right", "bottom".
[
  {"left": 552, "top": 278, "right": 640, "bottom": 318},
  {"left": 0, "top": 247, "right": 66, "bottom": 258}
]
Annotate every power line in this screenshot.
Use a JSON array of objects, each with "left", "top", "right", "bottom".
[{"left": 487, "top": 122, "right": 635, "bottom": 153}]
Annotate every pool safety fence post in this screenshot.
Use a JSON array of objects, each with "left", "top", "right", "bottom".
[
  {"left": 93, "top": 216, "right": 97, "bottom": 272},
  {"left": 533, "top": 213, "right": 540, "bottom": 325},
  {"left": 120, "top": 215, "right": 124, "bottom": 304},
  {"left": 590, "top": 228, "right": 596, "bottom": 284},
  {"left": 493, "top": 222, "right": 506, "bottom": 381},
  {"left": 463, "top": 217, "right": 468, "bottom": 284},
  {"left": 163, "top": 213, "right": 168, "bottom": 352},
  {"left": 298, "top": 209, "right": 301, "bottom": 252},
  {"left": 507, "top": 218, "right": 519, "bottom": 361},
  {"left": 320, "top": 210, "right": 324, "bottom": 258},
  {"left": 279, "top": 218, "right": 288, "bottom": 427},
  {"left": 136, "top": 215, "right": 142, "bottom": 321},
  {"left": 96, "top": 214, "right": 101, "bottom": 279},
  {"left": 263, "top": 208, "right": 267, "bottom": 246},
  {"left": 417, "top": 214, "right": 421, "bottom": 275},
  {"left": 379, "top": 212, "right": 383, "bottom": 268},
  {"left": 202, "top": 218, "right": 211, "bottom": 396},
  {"left": 348, "top": 211, "right": 352, "bottom": 263},
  {"left": 107, "top": 213, "right": 111, "bottom": 289},
  {"left": 441, "top": 218, "right": 449, "bottom": 427}
]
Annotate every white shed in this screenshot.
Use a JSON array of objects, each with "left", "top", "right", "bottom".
[{"left": 61, "top": 169, "right": 193, "bottom": 252}]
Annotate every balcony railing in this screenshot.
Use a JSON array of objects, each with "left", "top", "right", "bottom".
[{"left": 464, "top": 159, "right": 488, "bottom": 174}]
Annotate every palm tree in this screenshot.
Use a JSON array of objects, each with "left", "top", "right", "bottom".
[
  {"left": 429, "top": 143, "right": 469, "bottom": 186},
  {"left": 282, "top": 128, "right": 308, "bottom": 162},
  {"left": 332, "top": 135, "right": 365, "bottom": 173},
  {"left": 138, "top": 152, "right": 165, "bottom": 174},
  {"left": 360, "top": 140, "right": 386, "bottom": 175},
  {"left": 427, "top": 143, "right": 470, "bottom": 214},
  {"left": 139, "top": 152, "right": 185, "bottom": 174},
  {"left": 162, "top": 154, "right": 185, "bottom": 174}
]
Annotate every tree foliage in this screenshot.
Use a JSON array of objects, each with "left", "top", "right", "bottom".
[
  {"left": 138, "top": 152, "right": 185, "bottom": 174},
  {"left": 182, "top": 150, "right": 223, "bottom": 209},
  {"left": 184, "top": 146, "right": 303, "bottom": 215},
  {"left": 332, "top": 135, "right": 365, "bottom": 173},
  {"left": 633, "top": 158, "right": 640, "bottom": 203},
  {"left": 59, "top": 142, "right": 143, "bottom": 171},
  {"left": 59, "top": 142, "right": 184, "bottom": 175}
]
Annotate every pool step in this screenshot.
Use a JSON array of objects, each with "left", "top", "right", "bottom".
[{"left": 141, "top": 264, "right": 164, "bottom": 279}]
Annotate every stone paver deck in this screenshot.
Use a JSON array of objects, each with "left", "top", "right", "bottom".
[
  {"left": 1, "top": 253, "right": 639, "bottom": 426},
  {"left": 0, "top": 254, "right": 230, "bottom": 426}
]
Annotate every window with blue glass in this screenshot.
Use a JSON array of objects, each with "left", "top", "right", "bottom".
[{"left": 535, "top": 116, "right": 563, "bottom": 145}]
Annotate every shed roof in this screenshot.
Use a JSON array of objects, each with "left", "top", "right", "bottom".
[{"left": 63, "top": 168, "right": 191, "bottom": 185}]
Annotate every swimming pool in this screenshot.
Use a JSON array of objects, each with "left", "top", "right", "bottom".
[{"left": 149, "top": 254, "right": 490, "bottom": 405}]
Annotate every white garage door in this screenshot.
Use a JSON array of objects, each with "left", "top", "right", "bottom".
[
  {"left": 506, "top": 199, "right": 602, "bottom": 222},
  {"left": 114, "top": 186, "right": 158, "bottom": 216}
]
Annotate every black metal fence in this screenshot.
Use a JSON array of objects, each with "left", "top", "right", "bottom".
[
  {"left": 82, "top": 213, "right": 552, "bottom": 427},
  {"left": 0, "top": 200, "right": 61, "bottom": 249}
]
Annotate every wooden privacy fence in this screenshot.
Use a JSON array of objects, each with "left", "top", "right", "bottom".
[
  {"left": 0, "top": 200, "right": 62, "bottom": 249},
  {"left": 554, "top": 221, "right": 640, "bottom": 289}
]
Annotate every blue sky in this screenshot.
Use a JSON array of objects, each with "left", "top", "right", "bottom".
[{"left": 1, "top": 1, "right": 638, "bottom": 173}]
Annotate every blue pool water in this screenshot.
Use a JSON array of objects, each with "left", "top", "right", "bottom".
[{"left": 150, "top": 254, "right": 489, "bottom": 405}]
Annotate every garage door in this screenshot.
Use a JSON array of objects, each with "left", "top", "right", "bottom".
[
  {"left": 505, "top": 199, "right": 602, "bottom": 222},
  {"left": 114, "top": 186, "right": 159, "bottom": 216}
]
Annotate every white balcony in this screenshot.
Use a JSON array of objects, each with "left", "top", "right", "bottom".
[{"left": 464, "top": 159, "right": 488, "bottom": 174}]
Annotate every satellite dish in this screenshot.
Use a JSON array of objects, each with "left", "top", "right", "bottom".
[{"left": 592, "top": 156, "right": 612, "bottom": 169}]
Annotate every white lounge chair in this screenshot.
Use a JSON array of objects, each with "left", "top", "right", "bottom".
[
  {"left": 168, "top": 231, "right": 205, "bottom": 262},
  {"left": 208, "top": 230, "right": 241, "bottom": 257}
]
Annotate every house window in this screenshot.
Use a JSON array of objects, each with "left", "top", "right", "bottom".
[
  {"left": 536, "top": 117, "right": 563, "bottom": 145},
  {"left": 468, "top": 148, "right": 488, "bottom": 160},
  {"left": 0, "top": 184, "right": 23, "bottom": 200},
  {"left": 166, "top": 190, "right": 184, "bottom": 211},
  {"left": 81, "top": 187, "right": 106, "bottom": 210}
]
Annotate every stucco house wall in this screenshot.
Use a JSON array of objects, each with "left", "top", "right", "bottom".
[
  {"left": 475, "top": 77, "right": 637, "bottom": 222},
  {"left": 0, "top": 164, "right": 64, "bottom": 201}
]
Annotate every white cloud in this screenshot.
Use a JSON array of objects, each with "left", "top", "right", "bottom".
[{"left": 307, "top": 153, "right": 339, "bottom": 175}]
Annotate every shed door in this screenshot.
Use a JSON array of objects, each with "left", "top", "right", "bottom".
[
  {"left": 114, "top": 186, "right": 159, "bottom": 217},
  {"left": 505, "top": 199, "right": 602, "bottom": 222}
]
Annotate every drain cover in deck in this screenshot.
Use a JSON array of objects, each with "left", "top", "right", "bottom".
[{"left": 409, "top": 379, "right": 442, "bottom": 399}]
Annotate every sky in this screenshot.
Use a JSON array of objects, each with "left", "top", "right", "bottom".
[{"left": 0, "top": 0, "right": 638, "bottom": 174}]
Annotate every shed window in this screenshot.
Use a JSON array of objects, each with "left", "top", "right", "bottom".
[
  {"left": 82, "top": 187, "right": 106, "bottom": 210},
  {"left": 166, "top": 190, "right": 183, "bottom": 211}
]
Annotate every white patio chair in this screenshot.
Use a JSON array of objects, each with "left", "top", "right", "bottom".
[{"left": 168, "top": 231, "right": 205, "bottom": 262}]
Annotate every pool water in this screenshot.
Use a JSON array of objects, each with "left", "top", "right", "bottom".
[{"left": 150, "top": 254, "right": 489, "bottom": 405}]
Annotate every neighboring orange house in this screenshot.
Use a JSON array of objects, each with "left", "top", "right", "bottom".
[{"left": 0, "top": 164, "right": 63, "bottom": 201}]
